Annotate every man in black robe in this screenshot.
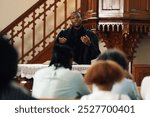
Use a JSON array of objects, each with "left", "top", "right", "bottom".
[{"left": 55, "top": 11, "right": 101, "bottom": 64}]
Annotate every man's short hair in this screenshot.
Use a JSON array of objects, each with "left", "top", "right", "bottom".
[{"left": 71, "top": 11, "right": 82, "bottom": 18}]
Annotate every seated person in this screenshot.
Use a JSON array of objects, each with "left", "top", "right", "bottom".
[
  {"left": 96, "top": 49, "right": 141, "bottom": 100},
  {"left": 32, "top": 44, "right": 90, "bottom": 99},
  {"left": 0, "top": 35, "right": 35, "bottom": 100},
  {"left": 81, "top": 60, "right": 130, "bottom": 100},
  {"left": 141, "top": 76, "right": 150, "bottom": 100}
]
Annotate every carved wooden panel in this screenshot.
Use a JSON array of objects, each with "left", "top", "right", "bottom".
[
  {"left": 132, "top": 64, "right": 150, "bottom": 86},
  {"left": 97, "top": 22, "right": 143, "bottom": 61}
]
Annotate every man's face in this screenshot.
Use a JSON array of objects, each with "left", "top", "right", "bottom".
[{"left": 70, "top": 13, "right": 82, "bottom": 27}]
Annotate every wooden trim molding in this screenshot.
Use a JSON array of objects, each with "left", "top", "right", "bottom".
[{"left": 97, "top": 20, "right": 148, "bottom": 61}]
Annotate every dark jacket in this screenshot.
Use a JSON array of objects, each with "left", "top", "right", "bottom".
[
  {"left": 0, "top": 82, "right": 35, "bottom": 100},
  {"left": 55, "top": 26, "right": 101, "bottom": 64}
]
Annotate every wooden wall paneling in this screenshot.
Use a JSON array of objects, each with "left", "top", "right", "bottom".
[
  {"left": 128, "top": 0, "right": 150, "bottom": 19},
  {"left": 133, "top": 0, "right": 148, "bottom": 11},
  {"left": 129, "top": 0, "right": 139, "bottom": 11},
  {"left": 81, "top": 0, "right": 98, "bottom": 19},
  {"left": 140, "top": 0, "right": 148, "bottom": 11},
  {"left": 132, "top": 64, "right": 150, "bottom": 86}
]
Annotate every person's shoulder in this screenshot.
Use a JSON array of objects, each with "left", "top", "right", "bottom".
[
  {"left": 82, "top": 26, "right": 94, "bottom": 33},
  {"left": 61, "top": 27, "right": 71, "bottom": 32},
  {"left": 71, "top": 70, "right": 82, "bottom": 76},
  {"left": 57, "top": 27, "right": 71, "bottom": 36},
  {"left": 4, "top": 82, "right": 35, "bottom": 100},
  {"left": 35, "top": 67, "right": 50, "bottom": 74},
  {"left": 33, "top": 66, "right": 53, "bottom": 78},
  {"left": 85, "top": 28, "right": 94, "bottom": 34},
  {"left": 84, "top": 28, "right": 98, "bottom": 38},
  {"left": 66, "top": 70, "right": 83, "bottom": 80},
  {"left": 122, "top": 78, "right": 134, "bottom": 85}
]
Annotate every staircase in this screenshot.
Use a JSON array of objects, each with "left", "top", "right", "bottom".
[{"left": 1, "top": 0, "right": 80, "bottom": 64}]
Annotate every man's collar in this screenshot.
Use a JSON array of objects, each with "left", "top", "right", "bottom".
[{"left": 72, "top": 25, "right": 83, "bottom": 30}]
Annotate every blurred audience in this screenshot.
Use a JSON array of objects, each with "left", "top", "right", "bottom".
[
  {"left": 96, "top": 49, "right": 141, "bottom": 100},
  {"left": 141, "top": 76, "right": 150, "bottom": 100},
  {"left": 0, "top": 35, "right": 35, "bottom": 100}
]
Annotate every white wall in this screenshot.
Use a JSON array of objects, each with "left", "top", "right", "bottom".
[{"left": 0, "top": 0, "right": 38, "bottom": 31}]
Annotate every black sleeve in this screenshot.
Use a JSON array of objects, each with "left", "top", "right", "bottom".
[
  {"left": 87, "top": 30, "right": 101, "bottom": 60},
  {"left": 55, "top": 30, "right": 64, "bottom": 44}
]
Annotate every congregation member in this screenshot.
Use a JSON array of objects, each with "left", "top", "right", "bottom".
[
  {"left": 97, "top": 49, "right": 141, "bottom": 100},
  {"left": 81, "top": 60, "right": 130, "bottom": 100},
  {"left": 0, "top": 35, "right": 34, "bottom": 100},
  {"left": 141, "top": 76, "right": 150, "bottom": 100},
  {"left": 55, "top": 11, "right": 100, "bottom": 64},
  {"left": 32, "top": 44, "right": 90, "bottom": 99}
]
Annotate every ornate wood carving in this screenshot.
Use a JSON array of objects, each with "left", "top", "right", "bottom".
[
  {"left": 81, "top": 0, "right": 150, "bottom": 61},
  {"left": 97, "top": 21, "right": 147, "bottom": 61}
]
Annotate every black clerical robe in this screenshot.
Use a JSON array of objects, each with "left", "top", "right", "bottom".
[{"left": 55, "top": 26, "right": 101, "bottom": 64}]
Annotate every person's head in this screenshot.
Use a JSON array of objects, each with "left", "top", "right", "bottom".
[
  {"left": 70, "top": 11, "right": 82, "bottom": 27},
  {"left": 84, "top": 60, "right": 124, "bottom": 90},
  {"left": 0, "top": 35, "right": 18, "bottom": 87},
  {"left": 97, "top": 49, "right": 128, "bottom": 70},
  {"left": 50, "top": 44, "right": 74, "bottom": 69}
]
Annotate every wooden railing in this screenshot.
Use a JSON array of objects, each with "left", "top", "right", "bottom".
[{"left": 1, "top": 0, "right": 80, "bottom": 63}]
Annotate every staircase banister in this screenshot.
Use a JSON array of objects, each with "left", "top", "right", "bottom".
[
  {"left": 1, "top": 0, "right": 47, "bottom": 34},
  {"left": 1, "top": 0, "right": 80, "bottom": 63},
  {"left": 18, "top": 16, "right": 71, "bottom": 62}
]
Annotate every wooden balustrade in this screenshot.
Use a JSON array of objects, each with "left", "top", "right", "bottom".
[{"left": 1, "top": 0, "right": 80, "bottom": 64}]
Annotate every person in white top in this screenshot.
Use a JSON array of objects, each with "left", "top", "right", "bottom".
[
  {"left": 32, "top": 44, "right": 90, "bottom": 99},
  {"left": 81, "top": 60, "right": 130, "bottom": 100},
  {"left": 96, "top": 49, "right": 141, "bottom": 100},
  {"left": 112, "top": 78, "right": 141, "bottom": 100},
  {"left": 141, "top": 76, "right": 150, "bottom": 100}
]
